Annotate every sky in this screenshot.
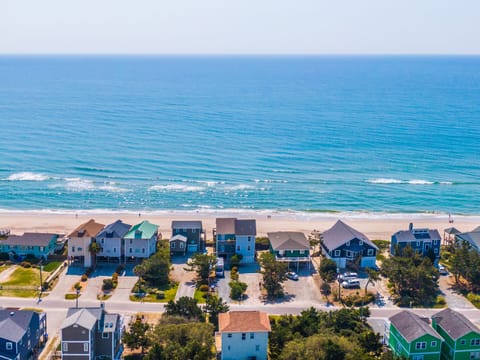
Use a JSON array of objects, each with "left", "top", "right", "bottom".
[{"left": 1, "top": 0, "right": 479, "bottom": 55}]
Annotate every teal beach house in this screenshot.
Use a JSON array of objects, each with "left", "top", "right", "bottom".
[
  {"left": 432, "top": 308, "right": 480, "bottom": 360},
  {"left": 0, "top": 232, "right": 60, "bottom": 259},
  {"left": 389, "top": 310, "right": 443, "bottom": 360}
]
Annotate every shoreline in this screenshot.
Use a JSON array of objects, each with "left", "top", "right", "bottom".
[{"left": 1, "top": 209, "right": 478, "bottom": 240}]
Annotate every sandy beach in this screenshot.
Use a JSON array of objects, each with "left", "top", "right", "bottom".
[{"left": 1, "top": 211, "right": 479, "bottom": 240}]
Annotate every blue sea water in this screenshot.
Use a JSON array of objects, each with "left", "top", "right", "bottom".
[{"left": 0, "top": 56, "right": 479, "bottom": 215}]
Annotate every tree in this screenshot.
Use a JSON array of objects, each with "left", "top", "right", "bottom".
[
  {"left": 229, "top": 253, "right": 243, "bottom": 268},
  {"left": 319, "top": 258, "right": 338, "bottom": 282},
  {"left": 122, "top": 318, "right": 151, "bottom": 354},
  {"left": 205, "top": 295, "right": 229, "bottom": 330},
  {"left": 229, "top": 281, "right": 248, "bottom": 300},
  {"left": 149, "top": 317, "right": 214, "bottom": 360},
  {"left": 364, "top": 269, "right": 379, "bottom": 297},
  {"left": 309, "top": 230, "right": 322, "bottom": 255},
  {"left": 258, "top": 252, "right": 288, "bottom": 299},
  {"left": 138, "top": 246, "right": 171, "bottom": 286},
  {"left": 165, "top": 296, "right": 205, "bottom": 321},
  {"left": 185, "top": 253, "right": 217, "bottom": 284},
  {"left": 320, "top": 282, "right": 332, "bottom": 299},
  {"left": 88, "top": 242, "right": 101, "bottom": 268}
]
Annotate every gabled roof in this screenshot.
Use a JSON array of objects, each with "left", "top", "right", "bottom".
[
  {"left": 268, "top": 232, "right": 309, "bottom": 251},
  {"left": 62, "top": 307, "right": 102, "bottom": 330},
  {"left": 393, "top": 228, "right": 441, "bottom": 242},
  {"left": 216, "top": 218, "right": 256, "bottom": 236},
  {"left": 432, "top": 308, "right": 480, "bottom": 340},
  {"left": 96, "top": 220, "right": 131, "bottom": 239},
  {"left": 219, "top": 311, "right": 271, "bottom": 333},
  {"left": 103, "top": 314, "right": 119, "bottom": 333},
  {"left": 171, "top": 220, "right": 203, "bottom": 229},
  {"left": 3, "top": 233, "right": 58, "bottom": 247},
  {"left": 322, "top": 220, "right": 377, "bottom": 251},
  {"left": 124, "top": 220, "right": 158, "bottom": 240},
  {"left": 456, "top": 229, "right": 480, "bottom": 250},
  {"left": 390, "top": 311, "right": 442, "bottom": 342},
  {"left": 68, "top": 219, "right": 105, "bottom": 238},
  {"left": 0, "top": 310, "right": 36, "bottom": 342},
  {"left": 444, "top": 227, "right": 461, "bottom": 235}
]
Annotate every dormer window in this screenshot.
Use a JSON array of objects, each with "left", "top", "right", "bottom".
[{"left": 346, "top": 241, "right": 350, "bottom": 247}]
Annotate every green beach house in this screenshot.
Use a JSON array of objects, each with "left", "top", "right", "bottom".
[
  {"left": 267, "top": 231, "right": 311, "bottom": 271},
  {"left": 432, "top": 308, "right": 480, "bottom": 360},
  {"left": 123, "top": 220, "right": 159, "bottom": 260},
  {"left": 389, "top": 310, "right": 443, "bottom": 360},
  {"left": 0, "top": 232, "right": 60, "bottom": 260}
]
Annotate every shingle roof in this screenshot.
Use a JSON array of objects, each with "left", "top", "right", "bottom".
[
  {"left": 96, "top": 220, "right": 131, "bottom": 239},
  {"left": 124, "top": 220, "right": 158, "bottom": 240},
  {"left": 393, "top": 228, "right": 441, "bottom": 242},
  {"left": 322, "top": 220, "right": 377, "bottom": 251},
  {"left": 444, "top": 227, "right": 461, "bottom": 235},
  {"left": 62, "top": 307, "right": 102, "bottom": 330},
  {"left": 432, "top": 308, "right": 480, "bottom": 340},
  {"left": 171, "top": 221, "right": 203, "bottom": 229},
  {"left": 456, "top": 230, "right": 480, "bottom": 250},
  {"left": 219, "top": 311, "right": 271, "bottom": 333},
  {"left": 268, "top": 232, "right": 309, "bottom": 251},
  {"left": 216, "top": 218, "right": 256, "bottom": 236},
  {"left": 103, "top": 314, "right": 118, "bottom": 333},
  {"left": 68, "top": 219, "right": 105, "bottom": 238},
  {"left": 390, "top": 311, "right": 442, "bottom": 342},
  {"left": 0, "top": 310, "right": 35, "bottom": 342},
  {"left": 3, "top": 233, "right": 58, "bottom": 247}
]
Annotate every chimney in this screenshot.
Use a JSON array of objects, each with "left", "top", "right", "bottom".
[{"left": 409, "top": 223, "right": 414, "bottom": 232}]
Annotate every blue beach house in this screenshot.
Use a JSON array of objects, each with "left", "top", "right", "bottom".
[
  {"left": 391, "top": 223, "right": 441, "bottom": 262},
  {"left": 0, "top": 232, "right": 60, "bottom": 260}
]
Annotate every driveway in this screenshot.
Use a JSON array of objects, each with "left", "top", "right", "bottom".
[
  {"left": 438, "top": 274, "right": 475, "bottom": 309},
  {"left": 171, "top": 255, "right": 196, "bottom": 300},
  {"left": 109, "top": 276, "right": 139, "bottom": 302},
  {"left": 283, "top": 267, "right": 322, "bottom": 306}
]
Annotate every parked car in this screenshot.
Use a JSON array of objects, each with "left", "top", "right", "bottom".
[
  {"left": 439, "top": 265, "right": 448, "bottom": 275},
  {"left": 286, "top": 271, "right": 299, "bottom": 281},
  {"left": 338, "top": 272, "right": 358, "bottom": 281},
  {"left": 341, "top": 279, "right": 360, "bottom": 289}
]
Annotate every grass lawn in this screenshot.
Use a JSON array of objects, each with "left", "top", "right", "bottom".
[
  {"left": 0, "top": 289, "right": 38, "bottom": 297},
  {"left": 193, "top": 288, "right": 207, "bottom": 304},
  {"left": 42, "top": 261, "right": 63, "bottom": 272},
  {"left": 65, "top": 293, "right": 81, "bottom": 300},
  {"left": 0, "top": 265, "right": 11, "bottom": 274},
  {"left": 130, "top": 283, "right": 179, "bottom": 303},
  {"left": 0, "top": 267, "right": 52, "bottom": 297}
]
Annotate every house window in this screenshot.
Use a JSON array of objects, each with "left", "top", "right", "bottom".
[
  {"left": 40, "top": 246, "right": 44, "bottom": 251},
  {"left": 256, "top": 345, "right": 260, "bottom": 351},
  {"left": 237, "top": 246, "right": 240, "bottom": 251},
  {"left": 142, "top": 248, "right": 145, "bottom": 253},
  {"left": 129, "top": 248, "right": 132, "bottom": 253},
  {"left": 250, "top": 333, "right": 254, "bottom": 339},
  {"left": 434, "top": 248, "right": 438, "bottom": 253},
  {"left": 334, "top": 250, "right": 341, "bottom": 257},
  {"left": 461, "top": 339, "right": 467, "bottom": 345},
  {"left": 346, "top": 250, "right": 353, "bottom": 258},
  {"left": 359, "top": 240, "right": 363, "bottom": 245},
  {"left": 72, "top": 246, "right": 75, "bottom": 252},
  {"left": 78, "top": 247, "right": 82, "bottom": 251},
  {"left": 396, "top": 343, "right": 401, "bottom": 352},
  {"left": 431, "top": 341, "right": 437, "bottom": 347},
  {"left": 470, "top": 351, "right": 480, "bottom": 359},
  {"left": 171, "top": 243, "right": 175, "bottom": 249},
  {"left": 102, "top": 332, "right": 109, "bottom": 339},
  {"left": 248, "top": 246, "right": 251, "bottom": 251},
  {"left": 367, "top": 249, "right": 374, "bottom": 256},
  {"left": 346, "top": 241, "right": 350, "bottom": 247},
  {"left": 6, "top": 342, "right": 12, "bottom": 350},
  {"left": 83, "top": 343, "right": 89, "bottom": 352},
  {"left": 415, "top": 342, "right": 426, "bottom": 349},
  {"left": 227, "top": 345, "right": 231, "bottom": 351},
  {"left": 101, "top": 239, "right": 104, "bottom": 244},
  {"left": 248, "top": 236, "right": 251, "bottom": 241},
  {"left": 242, "top": 333, "right": 246, "bottom": 340},
  {"left": 416, "top": 241, "right": 421, "bottom": 247},
  {"left": 471, "top": 339, "right": 480, "bottom": 346},
  {"left": 180, "top": 242, "right": 184, "bottom": 249},
  {"left": 227, "top": 333, "right": 232, "bottom": 338},
  {"left": 113, "top": 248, "right": 116, "bottom": 253},
  {"left": 63, "top": 342, "right": 68, "bottom": 351}
]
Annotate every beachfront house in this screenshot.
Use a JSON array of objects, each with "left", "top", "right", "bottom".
[
  {"left": 321, "top": 220, "right": 378, "bottom": 269},
  {"left": 170, "top": 220, "right": 204, "bottom": 255},
  {"left": 0, "top": 232, "right": 60, "bottom": 260},
  {"left": 67, "top": 219, "right": 105, "bottom": 267},
  {"left": 432, "top": 308, "right": 480, "bottom": 360},
  {"left": 267, "top": 231, "right": 311, "bottom": 271},
  {"left": 95, "top": 220, "right": 131, "bottom": 263},
  {"left": 61, "top": 305, "right": 122, "bottom": 360},
  {"left": 216, "top": 311, "right": 271, "bottom": 360},
  {"left": 123, "top": 220, "right": 159, "bottom": 261},
  {"left": 214, "top": 218, "right": 256, "bottom": 263},
  {"left": 391, "top": 223, "right": 441, "bottom": 263},
  {"left": 455, "top": 226, "right": 480, "bottom": 252},
  {"left": 0, "top": 309, "right": 47, "bottom": 360},
  {"left": 388, "top": 310, "right": 443, "bottom": 360}
]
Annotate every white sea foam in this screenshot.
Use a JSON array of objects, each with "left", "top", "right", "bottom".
[
  {"left": 6, "top": 172, "right": 49, "bottom": 181},
  {"left": 64, "top": 178, "right": 96, "bottom": 191},
  {"left": 98, "top": 185, "right": 129, "bottom": 193},
  {"left": 408, "top": 179, "right": 435, "bottom": 185},
  {"left": 440, "top": 181, "right": 453, "bottom": 185},
  {"left": 149, "top": 184, "right": 205, "bottom": 192},
  {"left": 223, "top": 184, "right": 254, "bottom": 191},
  {"left": 367, "top": 178, "right": 403, "bottom": 184}
]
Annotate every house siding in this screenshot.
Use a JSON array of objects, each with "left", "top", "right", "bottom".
[
  {"left": 322, "top": 238, "right": 377, "bottom": 269},
  {"left": 172, "top": 227, "right": 203, "bottom": 253},
  {"left": 389, "top": 324, "right": 442, "bottom": 360},
  {"left": 221, "top": 332, "right": 268, "bottom": 360}
]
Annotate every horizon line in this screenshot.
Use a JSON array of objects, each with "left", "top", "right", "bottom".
[{"left": 1, "top": 53, "right": 480, "bottom": 57}]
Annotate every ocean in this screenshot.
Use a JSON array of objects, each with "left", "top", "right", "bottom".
[{"left": 0, "top": 55, "right": 479, "bottom": 216}]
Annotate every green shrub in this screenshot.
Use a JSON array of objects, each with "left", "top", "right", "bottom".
[
  {"left": 115, "top": 264, "right": 125, "bottom": 274},
  {"left": 0, "top": 252, "right": 9, "bottom": 261},
  {"left": 467, "top": 293, "right": 480, "bottom": 308},
  {"left": 102, "top": 279, "right": 114, "bottom": 291},
  {"left": 156, "top": 291, "right": 165, "bottom": 300},
  {"left": 81, "top": 274, "right": 88, "bottom": 282},
  {"left": 435, "top": 295, "right": 446, "bottom": 307},
  {"left": 230, "top": 271, "right": 239, "bottom": 281},
  {"left": 255, "top": 237, "right": 270, "bottom": 251},
  {"left": 199, "top": 284, "right": 209, "bottom": 292},
  {"left": 20, "top": 261, "right": 31, "bottom": 268},
  {"left": 229, "top": 281, "right": 247, "bottom": 300},
  {"left": 112, "top": 272, "right": 119, "bottom": 281}
]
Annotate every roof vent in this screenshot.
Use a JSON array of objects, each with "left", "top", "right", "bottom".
[
  {"left": 409, "top": 223, "right": 414, "bottom": 232},
  {"left": 10, "top": 311, "right": 14, "bottom": 316}
]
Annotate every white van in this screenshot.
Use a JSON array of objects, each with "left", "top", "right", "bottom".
[{"left": 341, "top": 279, "right": 360, "bottom": 289}]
